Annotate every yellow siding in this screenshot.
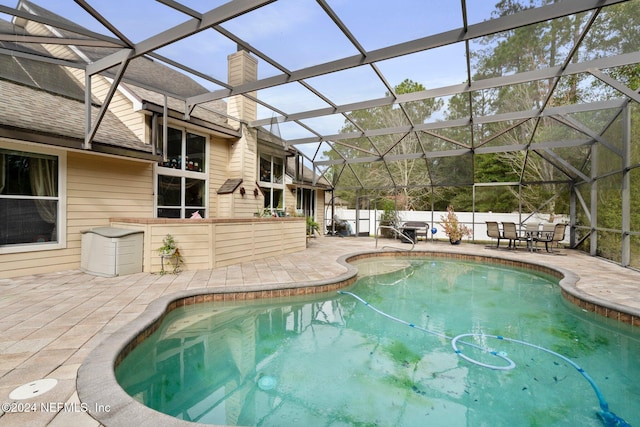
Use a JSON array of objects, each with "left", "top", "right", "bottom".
[
  {"left": 0, "top": 149, "right": 154, "bottom": 278},
  {"left": 211, "top": 132, "right": 263, "bottom": 219},
  {"left": 66, "top": 153, "right": 153, "bottom": 265},
  {"left": 24, "top": 21, "right": 79, "bottom": 61},
  {"left": 285, "top": 189, "right": 297, "bottom": 216},
  {"left": 316, "top": 190, "right": 325, "bottom": 229},
  {"left": 107, "top": 90, "right": 146, "bottom": 142},
  {"left": 109, "top": 218, "right": 306, "bottom": 274},
  {"left": 209, "top": 137, "right": 229, "bottom": 217},
  {"left": 233, "top": 194, "right": 262, "bottom": 218},
  {"left": 1, "top": 26, "right": 322, "bottom": 279}
]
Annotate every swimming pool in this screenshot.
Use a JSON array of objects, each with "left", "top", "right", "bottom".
[{"left": 115, "top": 257, "right": 638, "bottom": 426}]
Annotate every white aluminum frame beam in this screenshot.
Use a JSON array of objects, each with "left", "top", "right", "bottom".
[
  {"left": 0, "top": 34, "right": 123, "bottom": 48},
  {"left": 86, "top": 0, "right": 275, "bottom": 76},
  {"left": 190, "top": 0, "right": 630, "bottom": 109},
  {"left": 588, "top": 68, "right": 640, "bottom": 104},
  {"left": 0, "top": 47, "right": 85, "bottom": 68},
  {"left": 0, "top": 4, "right": 125, "bottom": 45},
  {"left": 287, "top": 99, "right": 626, "bottom": 147},
  {"left": 251, "top": 51, "right": 639, "bottom": 129}
]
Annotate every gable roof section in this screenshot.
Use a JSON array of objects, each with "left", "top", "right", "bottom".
[
  {"left": 285, "top": 155, "right": 331, "bottom": 189},
  {"left": 6, "top": 1, "right": 237, "bottom": 138},
  {"left": 1, "top": 2, "right": 239, "bottom": 155},
  {"left": 100, "top": 56, "right": 236, "bottom": 136},
  {"left": 126, "top": 82, "right": 237, "bottom": 137},
  {"left": 13, "top": 1, "right": 231, "bottom": 121},
  {"left": 0, "top": 78, "right": 154, "bottom": 159},
  {"left": 0, "top": 20, "right": 86, "bottom": 101}
]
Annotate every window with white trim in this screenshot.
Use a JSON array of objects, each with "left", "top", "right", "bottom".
[
  {"left": 157, "top": 127, "right": 207, "bottom": 218},
  {"left": 259, "top": 153, "right": 285, "bottom": 213},
  {"left": 0, "top": 148, "right": 63, "bottom": 249}
]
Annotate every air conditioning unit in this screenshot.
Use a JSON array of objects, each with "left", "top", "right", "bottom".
[{"left": 81, "top": 227, "right": 143, "bottom": 277}]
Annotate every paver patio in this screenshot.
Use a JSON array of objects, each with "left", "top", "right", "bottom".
[{"left": 1, "top": 236, "right": 639, "bottom": 426}]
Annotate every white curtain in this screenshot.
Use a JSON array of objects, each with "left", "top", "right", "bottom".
[
  {"left": 0, "top": 154, "right": 5, "bottom": 194},
  {"left": 29, "top": 157, "right": 57, "bottom": 241}
]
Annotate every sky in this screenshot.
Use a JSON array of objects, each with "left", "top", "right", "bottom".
[{"left": 0, "top": 0, "right": 499, "bottom": 147}]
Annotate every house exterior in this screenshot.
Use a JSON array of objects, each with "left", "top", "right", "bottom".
[{"left": 0, "top": 1, "right": 327, "bottom": 278}]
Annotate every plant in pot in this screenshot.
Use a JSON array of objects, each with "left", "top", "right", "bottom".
[
  {"left": 440, "top": 205, "right": 471, "bottom": 244},
  {"left": 378, "top": 200, "right": 401, "bottom": 238},
  {"left": 306, "top": 216, "right": 319, "bottom": 237},
  {"left": 158, "top": 234, "right": 177, "bottom": 256},
  {"left": 157, "top": 234, "right": 182, "bottom": 274}
]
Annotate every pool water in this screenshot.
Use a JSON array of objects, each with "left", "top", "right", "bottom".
[{"left": 116, "top": 258, "right": 639, "bottom": 426}]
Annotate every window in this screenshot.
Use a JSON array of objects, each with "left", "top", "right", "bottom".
[
  {"left": 157, "top": 128, "right": 207, "bottom": 218},
  {"left": 259, "top": 153, "right": 285, "bottom": 213},
  {"left": 259, "top": 154, "right": 283, "bottom": 184},
  {"left": 0, "top": 148, "right": 63, "bottom": 249}
]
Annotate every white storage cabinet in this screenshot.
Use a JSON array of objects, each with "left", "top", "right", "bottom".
[{"left": 81, "top": 227, "right": 143, "bottom": 277}]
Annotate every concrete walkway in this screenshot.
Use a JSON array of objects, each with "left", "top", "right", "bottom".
[{"left": 0, "top": 237, "right": 639, "bottom": 426}]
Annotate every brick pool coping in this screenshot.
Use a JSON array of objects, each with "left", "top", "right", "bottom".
[{"left": 76, "top": 249, "right": 638, "bottom": 427}]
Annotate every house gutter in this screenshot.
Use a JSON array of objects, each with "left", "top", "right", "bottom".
[
  {"left": 0, "top": 125, "right": 160, "bottom": 162},
  {"left": 142, "top": 102, "right": 241, "bottom": 139}
]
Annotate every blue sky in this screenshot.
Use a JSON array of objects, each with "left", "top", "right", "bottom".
[{"left": 1, "top": 0, "right": 499, "bottom": 142}]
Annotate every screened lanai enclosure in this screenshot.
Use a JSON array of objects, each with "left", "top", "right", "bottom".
[{"left": 1, "top": 0, "right": 639, "bottom": 267}]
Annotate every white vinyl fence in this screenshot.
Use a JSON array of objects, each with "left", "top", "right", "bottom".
[{"left": 327, "top": 208, "right": 568, "bottom": 243}]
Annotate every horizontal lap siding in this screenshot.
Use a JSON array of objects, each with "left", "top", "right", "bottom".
[
  {"left": 0, "top": 251, "right": 79, "bottom": 275},
  {"left": 67, "top": 154, "right": 153, "bottom": 249},
  {"left": 214, "top": 224, "right": 254, "bottom": 265},
  {"left": 67, "top": 154, "right": 153, "bottom": 275},
  {"left": 150, "top": 225, "right": 211, "bottom": 271},
  {"left": 253, "top": 223, "right": 285, "bottom": 254},
  {"left": 209, "top": 139, "right": 228, "bottom": 217},
  {"left": 190, "top": 220, "right": 305, "bottom": 268},
  {"left": 0, "top": 152, "right": 154, "bottom": 278},
  {"left": 110, "top": 219, "right": 305, "bottom": 274},
  {"left": 213, "top": 222, "right": 298, "bottom": 266}
]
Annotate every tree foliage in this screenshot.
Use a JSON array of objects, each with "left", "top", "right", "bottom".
[{"left": 324, "top": 0, "right": 640, "bottom": 237}]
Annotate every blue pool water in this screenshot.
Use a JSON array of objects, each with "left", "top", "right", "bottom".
[{"left": 116, "top": 257, "right": 639, "bottom": 426}]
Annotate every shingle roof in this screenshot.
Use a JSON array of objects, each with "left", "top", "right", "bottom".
[
  {"left": 6, "top": 2, "right": 235, "bottom": 134},
  {"left": 126, "top": 82, "right": 228, "bottom": 127},
  {"left": 1, "top": 2, "right": 235, "bottom": 153},
  {"left": 0, "top": 78, "right": 151, "bottom": 154},
  {"left": 115, "top": 56, "right": 212, "bottom": 100},
  {"left": 0, "top": 20, "right": 86, "bottom": 101},
  {"left": 14, "top": 2, "right": 221, "bottom": 102},
  {"left": 285, "top": 156, "right": 331, "bottom": 189}
]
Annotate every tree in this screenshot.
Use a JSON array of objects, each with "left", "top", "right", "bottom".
[
  {"left": 325, "top": 79, "right": 442, "bottom": 209},
  {"left": 461, "top": 0, "right": 621, "bottom": 216}
]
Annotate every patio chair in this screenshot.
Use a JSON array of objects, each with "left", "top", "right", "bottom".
[
  {"left": 540, "top": 222, "right": 555, "bottom": 235},
  {"left": 532, "top": 223, "right": 555, "bottom": 251},
  {"left": 502, "top": 222, "right": 525, "bottom": 249},
  {"left": 485, "top": 221, "right": 504, "bottom": 248},
  {"left": 534, "top": 223, "right": 566, "bottom": 253}
]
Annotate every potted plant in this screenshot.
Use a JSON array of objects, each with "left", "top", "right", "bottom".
[
  {"left": 306, "top": 216, "right": 319, "bottom": 237},
  {"left": 158, "top": 234, "right": 177, "bottom": 256},
  {"left": 157, "top": 234, "right": 182, "bottom": 274},
  {"left": 378, "top": 200, "right": 401, "bottom": 238},
  {"left": 440, "top": 205, "right": 471, "bottom": 244}
]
